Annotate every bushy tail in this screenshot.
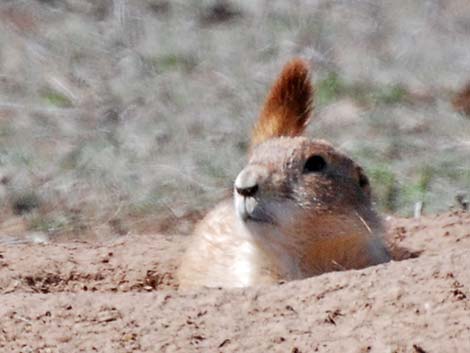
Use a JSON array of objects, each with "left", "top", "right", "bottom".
[{"left": 251, "top": 58, "right": 314, "bottom": 147}]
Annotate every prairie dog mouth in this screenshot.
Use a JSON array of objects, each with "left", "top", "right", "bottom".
[{"left": 234, "top": 195, "right": 273, "bottom": 224}]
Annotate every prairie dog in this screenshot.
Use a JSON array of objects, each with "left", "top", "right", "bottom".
[{"left": 178, "top": 59, "right": 390, "bottom": 288}]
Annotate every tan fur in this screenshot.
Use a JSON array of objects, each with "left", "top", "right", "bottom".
[{"left": 178, "top": 59, "right": 390, "bottom": 289}]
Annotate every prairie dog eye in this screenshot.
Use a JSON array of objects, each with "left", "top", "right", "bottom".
[
  {"left": 303, "top": 155, "right": 327, "bottom": 173},
  {"left": 356, "top": 167, "right": 370, "bottom": 189},
  {"left": 358, "top": 173, "right": 369, "bottom": 188}
]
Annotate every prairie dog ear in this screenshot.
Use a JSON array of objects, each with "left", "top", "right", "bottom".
[{"left": 251, "top": 58, "right": 314, "bottom": 148}]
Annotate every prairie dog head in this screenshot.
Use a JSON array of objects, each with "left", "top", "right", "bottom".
[{"left": 234, "top": 59, "right": 375, "bottom": 248}]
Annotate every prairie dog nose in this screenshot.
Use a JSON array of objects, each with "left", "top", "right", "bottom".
[{"left": 234, "top": 165, "right": 268, "bottom": 197}]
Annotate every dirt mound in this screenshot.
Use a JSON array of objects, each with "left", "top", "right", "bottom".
[
  {"left": 0, "top": 234, "right": 183, "bottom": 294},
  {"left": 1, "top": 211, "right": 469, "bottom": 352}
]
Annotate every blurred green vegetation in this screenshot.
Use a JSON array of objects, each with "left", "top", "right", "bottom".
[
  {"left": 0, "top": 0, "right": 469, "bottom": 240},
  {"left": 150, "top": 53, "right": 197, "bottom": 72},
  {"left": 316, "top": 72, "right": 409, "bottom": 107},
  {"left": 41, "top": 89, "right": 73, "bottom": 108}
]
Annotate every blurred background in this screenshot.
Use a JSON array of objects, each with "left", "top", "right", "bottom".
[{"left": 0, "top": 0, "right": 469, "bottom": 242}]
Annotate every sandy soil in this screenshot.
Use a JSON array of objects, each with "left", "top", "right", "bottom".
[{"left": 1, "top": 211, "right": 469, "bottom": 352}]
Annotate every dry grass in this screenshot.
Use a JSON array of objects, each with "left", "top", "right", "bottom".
[{"left": 0, "top": 0, "right": 469, "bottom": 241}]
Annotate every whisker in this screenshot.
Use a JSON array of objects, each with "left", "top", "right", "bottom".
[{"left": 355, "top": 211, "right": 372, "bottom": 234}]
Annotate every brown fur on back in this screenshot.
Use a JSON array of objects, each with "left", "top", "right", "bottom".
[{"left": 251, "top": 58, "right": 314, "bottom": 147}]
